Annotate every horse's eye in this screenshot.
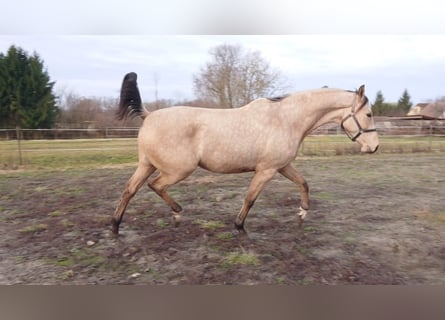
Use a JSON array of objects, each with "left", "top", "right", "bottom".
[{"left": 366, "top": 112, "right": 372, "bottom": 118}]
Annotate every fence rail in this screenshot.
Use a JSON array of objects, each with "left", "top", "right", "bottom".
[
  {"left": 1, "top": 124, "right": 445, "bottom": 141},
  {"left": 309, "top": 124, "right": 445, "bottom": 137},
  {"left": 0, "top": 128, "right": 140, "bottom": 140}
]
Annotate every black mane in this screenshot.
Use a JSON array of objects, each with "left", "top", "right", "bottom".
[{"left": 266, "top": 94, "right": 290, "bottom": 102}]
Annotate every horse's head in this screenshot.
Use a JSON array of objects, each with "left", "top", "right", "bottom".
[{"left": 341, "top": 85, "right": 379, "bottom": 153}]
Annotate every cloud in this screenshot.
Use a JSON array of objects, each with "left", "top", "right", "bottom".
[{"left": 1, "top": 35, "right": 444, "bottom": 103}]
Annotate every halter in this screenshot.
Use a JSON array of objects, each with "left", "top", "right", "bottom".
[{"left": 340, "top": 95, "right": 377, "bottom": 142}]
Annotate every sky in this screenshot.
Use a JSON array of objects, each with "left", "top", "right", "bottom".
[
  {"left": 1, "top": 35, "right": 444, "bottom": 104},
  {"left": 1, "top": 1, "right": 445, "bottom": 105}
]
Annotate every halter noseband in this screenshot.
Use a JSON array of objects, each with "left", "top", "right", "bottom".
[{"left": 340, "top": 95, "right": 377, "bottom": 142}]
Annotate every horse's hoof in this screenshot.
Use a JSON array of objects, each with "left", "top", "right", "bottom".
[
  {"left": 111, "top": 225, "right": 119, "bottom": 235},
  {"left": 234, "top": 221, "right": 245, "bottom": 231},
  {"left": 233, "top": 223, "right": 248, "bottom": 237},
  {"left": 172, "top": 203, "right": 183, "bottom": 213},
  {"left": 110, "top": 228, "right": 120, "bottom": 238},
  {"left": 232, "top": 229, "right": 248, "bottom": 238},
  {"left": 297, "top": 206, "right": 307, "bottom": 228},
  {"left": 298, "top": 206, "right": 308, "bottom": 220},
  {"left": 172, "top": 214, "right": 182, "bottom": 227}
]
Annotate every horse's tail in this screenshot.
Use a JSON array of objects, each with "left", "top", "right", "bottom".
[{"left": 116, "top": 72, "right": 149, "bottom": 121}]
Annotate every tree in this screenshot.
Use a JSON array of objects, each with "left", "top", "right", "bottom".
[
  {"left": 372, "top": 90, "right": 399, "bottom": 116},
  {"left": 372, "top": 90, "right": 387, "bottom": 116},
  {"left": 57, "top": 92, "right": 141, "bottom": 128},
  {"left": 0, "top": 45, "right": 58, "bottom": 128},
  {"left": 397, "top": 89, "right": 413, "bottom": 114},
  {"left": 193, "top": 44, "right": 287, "bottom": 108}
]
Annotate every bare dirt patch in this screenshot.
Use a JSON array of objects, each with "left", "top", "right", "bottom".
[{"left": 0, "top": 153, "right": 444, "bottom": 284}]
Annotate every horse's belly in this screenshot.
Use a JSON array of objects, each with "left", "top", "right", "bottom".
[
  {"left": 198, "top": 153, "right": 256, "bottom": 174},
  {"left": 198, "top": 160, "right": 255, "bottom": 174}
]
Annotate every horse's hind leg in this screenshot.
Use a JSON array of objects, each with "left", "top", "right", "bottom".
[
  {"left": 112, "top": 164, "right": 156, "bottom": 235},
  {"left": 147, "top": 170, "right": 193, "bottom": 213},
  {"left": 278, "top": 163, "right": 309, "bottom": 226}
]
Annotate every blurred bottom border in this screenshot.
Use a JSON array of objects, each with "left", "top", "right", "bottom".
[{"left": 1, "top": 286, "right": 445, "bottom": 320}]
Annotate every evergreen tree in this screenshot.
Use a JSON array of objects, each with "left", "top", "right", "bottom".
[
  {"left": 0, "top": 45, "right": 59, "bottom": 128},
  {"left": 397, "top": 89, "right": 413, "bottom": 114},
  {"left": 372, "top": 90, "right": 386, "bottom": 116}
]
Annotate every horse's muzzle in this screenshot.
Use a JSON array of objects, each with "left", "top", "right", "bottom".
[{"left": 361, "top": 144, "right": 379, "bottom": 154}]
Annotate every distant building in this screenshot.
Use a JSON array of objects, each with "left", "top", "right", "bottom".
[
  {"left": 407, "top": 102, "right": 445, "bottom": 120},
  {"left": 407, "top": 103, "right": 429, "bottom": 116}
]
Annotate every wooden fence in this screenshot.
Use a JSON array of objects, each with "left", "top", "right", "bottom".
[{"left": 1, "top": 119, "right": 444, "bottom": 140}]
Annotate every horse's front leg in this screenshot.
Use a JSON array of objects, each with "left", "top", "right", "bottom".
[
  {"left": 234, "top": 169, "right": 277, "bottom": 233},
  {"left": 278, "top": 163, "right": 309, "bottom": 226}
]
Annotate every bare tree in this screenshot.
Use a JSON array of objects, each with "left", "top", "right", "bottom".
[
  {"left": 57, "top": 93, "right": 140, "bottom": 128},
  {"left": 193, "top": 44, "right": 288, "bottom": 108}
]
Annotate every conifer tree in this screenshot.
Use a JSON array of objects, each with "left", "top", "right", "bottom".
[
  {"left": 0, "top": 45, "right": 59, "bottom": 128},
  {"left": 397, "top": 89, "right": 413, "bottom": 114},
  {"left": 372, "top": 91, "right": 386, "bottom": 116}
]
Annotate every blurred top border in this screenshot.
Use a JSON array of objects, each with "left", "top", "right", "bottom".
[{"left": 1, "top": 0, "right": 444, "bottom": 35}]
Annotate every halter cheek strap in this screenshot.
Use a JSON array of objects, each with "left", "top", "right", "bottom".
[
  {"left": 341, "top": 113, "right": 377, "bottom": 141},
  {"left": 341, "top": 96, "right": 377, "bottom": 142}
]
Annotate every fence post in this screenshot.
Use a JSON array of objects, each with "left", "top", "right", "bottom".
[
  {"left": 16, "top": 126, "right": 23, "bottom": 165},
  {"left": 429, "top": 124, "right": 433, "bottom": 151}
]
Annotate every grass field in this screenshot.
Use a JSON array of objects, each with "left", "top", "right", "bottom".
[
  {"left": 0, "top": 138, "right": 138, "bottom": 170},
  {"left": 1, "top": 136, "right": 444, "bottom": 170}
]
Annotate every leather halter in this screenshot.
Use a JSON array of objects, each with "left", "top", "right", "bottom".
[{"left": 340, "top": 96, "right": 377, "bottom": 142}]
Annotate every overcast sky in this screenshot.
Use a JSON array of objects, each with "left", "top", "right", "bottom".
[
  {"left": 1, "top": 1, "right": 445, "bottom": 105},
  {"left": 1, "top": 35, "right": 444, "bottom": 104}
]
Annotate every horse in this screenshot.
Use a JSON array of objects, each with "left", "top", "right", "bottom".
[{"left": 111, "top": 72, "right": 379, "bottom": 235}]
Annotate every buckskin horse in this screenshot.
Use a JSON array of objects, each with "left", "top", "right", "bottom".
[{"left": 112, "top": 72, "right": 379, "bottom": 235}]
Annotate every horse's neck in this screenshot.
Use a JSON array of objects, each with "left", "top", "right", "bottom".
[
  {"left": 310, "top": 105, "right": 346, "bottom": 129},
  {"left": 291, "top": 91, "right": 351, "bottom": 137}
]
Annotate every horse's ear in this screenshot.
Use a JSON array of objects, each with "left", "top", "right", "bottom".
[{"left": 358, "top": 85, "right": 365, "bottom": 98}]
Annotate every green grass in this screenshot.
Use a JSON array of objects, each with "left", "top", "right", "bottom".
[
  {"left": 220, "top": 251, "right": 260, "bottom": 268},
  {"left": 194, "top": 219, "right": 225, "bottom": 229},
  {"left": 155, "top": 218, "right": 168, "bottom": 228},
  {"left": 312, "top": 192, "right": 336, "bottom": 201},
  {"left": 48, "top": 210, "right": 64, "bottom": 217},
  {"left": 216, "top": 232, "right": 234, "bottom": 241},
  {"left": 46, "top": 247, "right": 106, "bottom": 270},
  {"left": 18, "top": 223, "right": 48, "bottom": 233},
  {"left": 0, "top": 136, "right": 444, "bottom": 170},
  {"left": 0, "top": 138, "right": 138, "bottom": 170}
]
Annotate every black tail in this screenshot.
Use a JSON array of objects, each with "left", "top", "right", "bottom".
[{"left": 116, "top": 72, "right": 148, "bottom": 120}]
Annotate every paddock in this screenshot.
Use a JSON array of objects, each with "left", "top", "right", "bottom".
[{"left": 0, "top": 142, "right": 443, "bottom": 284}]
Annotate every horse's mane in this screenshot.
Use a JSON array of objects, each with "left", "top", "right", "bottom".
[{"left": 266, "top": 94, "right": 290, "bottom": 102}]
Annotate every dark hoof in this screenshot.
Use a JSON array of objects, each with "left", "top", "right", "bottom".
[
  {"left": 234, "top": 221, "right": 244, "bottom": 231},
  {"left": 111, "top": 219, "right": 120, "bottom": 236},
  {"left": 233, "top": 222, "right": 248, "bottom": 237},
  {"left": 110, "top": 230, "right": 120, "bottom": 239},
  {"left": 111, "top": 227, "right": 119, "bottom": 236}
]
